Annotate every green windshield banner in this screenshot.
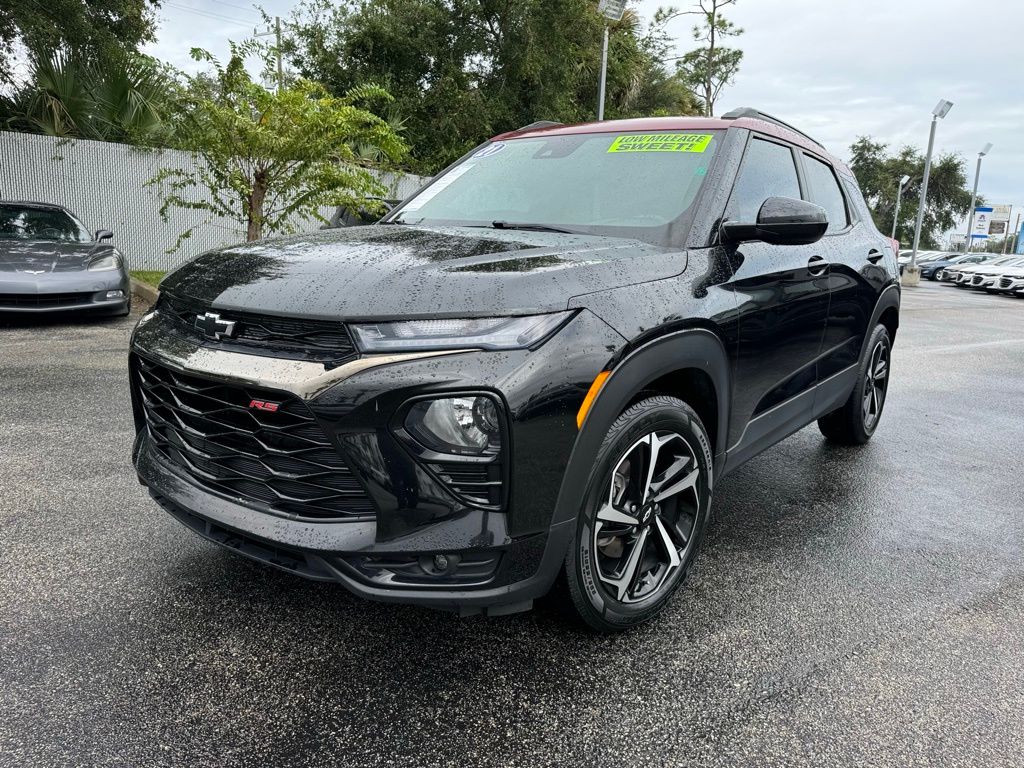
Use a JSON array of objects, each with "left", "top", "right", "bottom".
[{"left": 607, "top": 133, "right": 713, "bottom": 153}]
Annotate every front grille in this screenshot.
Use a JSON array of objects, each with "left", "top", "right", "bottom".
[
  {"left": 135, "top": 356, "right": 375, "bottom": 520},
  {"left": 0, "top": 291, "right": 93, "bottom": 308},
  {"left": 971, "top": 275, "right": 985, "bottom": 286},
  {"left": 159, "top": 293, "right": 357, "bottom": 365}
]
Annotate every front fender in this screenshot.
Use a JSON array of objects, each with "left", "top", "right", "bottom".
[{"left": 550, "top": 328, "right": 731, "bottom": 528}]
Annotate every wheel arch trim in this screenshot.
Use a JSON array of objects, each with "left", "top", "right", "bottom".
[
  {"left": 551, "top": 328, "right": 730, "bottom": 528},
  {"left": 862, "top": 283, "right": 901, "bottom": 360}
]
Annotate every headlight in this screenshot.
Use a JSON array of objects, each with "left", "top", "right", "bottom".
[
  {"left": 350, "top": 311, "right": 573, "bottom": 352},
  {"left": 404, "top": 395, "right": 501, "bottom": 455},
  {"left": 88, "top": 252, "right": 122, "bottom": 271}
]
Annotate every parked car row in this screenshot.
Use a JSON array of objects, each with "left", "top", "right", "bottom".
[
  {"left": 897, "top": 249, "right": 993, "bottom": 280},
  {"left": 938, "top": 255, "right": 1024, "bottom": 296}
]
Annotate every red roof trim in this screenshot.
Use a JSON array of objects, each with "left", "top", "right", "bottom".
[{"left": 491, "top": 115, "right": 845, "bottom": 172}]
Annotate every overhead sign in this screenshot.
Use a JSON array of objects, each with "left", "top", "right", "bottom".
[
  {"left": 597, "top": 0, "right": 628, "bottom": 20},
  {"left": 971, "top": 206, "right": 993, "bottom": 240}
]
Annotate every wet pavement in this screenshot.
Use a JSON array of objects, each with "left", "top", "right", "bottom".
[{"left": 1, "top": 282, "right": 1022, "bottom": 767}]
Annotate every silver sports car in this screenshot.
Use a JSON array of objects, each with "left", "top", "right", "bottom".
[{"left": 0, "top": 200, "right": 130, "bottom": 315}]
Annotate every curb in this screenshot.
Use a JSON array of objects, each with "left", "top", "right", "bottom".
[{"left": 131, "top": 277, "right": 159, "bottom": 305}]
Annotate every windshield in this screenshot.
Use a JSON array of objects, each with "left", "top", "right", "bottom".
[
  {"left": 393, "top": 130, "right": 723, "bottom": 245},
  {"left": 0, "top": 204, "right": 91, "bottom": 243}
]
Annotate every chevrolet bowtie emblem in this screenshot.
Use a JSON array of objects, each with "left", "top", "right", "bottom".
[{"left": 194, "top": 311, "right": 237, "bottom": 340}]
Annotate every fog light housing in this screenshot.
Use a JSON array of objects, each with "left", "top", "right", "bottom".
[
  {"left": 105, "top": 290, "right": 125, "bottom": 299},
  {"left": 404, "top": 395, "right": 501, "bottom": 456}
]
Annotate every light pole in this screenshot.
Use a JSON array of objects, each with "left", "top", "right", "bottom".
[
  {"left": 891, "top": 173, "right": 911, "bottom": 240},
  {"left": 596, "top": 0, "right": 627, "bottom": 121},
  {"left": 904, "top": 99, "right": 953, "bottom": 286},
  {"left": 962, "top": 142, "right": 993, "bottom": 254}
]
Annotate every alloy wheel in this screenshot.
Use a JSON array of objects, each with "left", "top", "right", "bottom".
[
  {"left": 862, "top": 337, "right": 889, "bottom": 430},
  {"left": 592, "top": 431, "right": 702, "bottom": 604}
]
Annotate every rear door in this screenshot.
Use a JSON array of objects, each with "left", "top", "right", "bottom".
[
  {"left": 720, "top": 135, "right": 831, "bottom": 462},
  {"left": 802, "top": 154, "right": 886, "bottom": 381}
]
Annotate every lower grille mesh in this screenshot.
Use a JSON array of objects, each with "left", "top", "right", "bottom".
[{"left": 135, "top": 356, "right": 375, "bottom": 520}]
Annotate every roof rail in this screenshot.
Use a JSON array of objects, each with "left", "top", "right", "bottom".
[
  {"left": 512, "top": 120, "right": 564, "bottom": 133},
  {"left": 720, "top": 107, "right": 825, "bottom": 150}
]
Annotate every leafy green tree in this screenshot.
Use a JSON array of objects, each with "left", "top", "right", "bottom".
[
  {"left": 849, "top": 137, "right": 973, "bottom": 249},
  {"left": 659, "top": 0, "right": 743, "bottom": 116},
  {"left": 2, "top": 49, "right": 177, "bottom": 145},
  {"left": 0, "top": 0, "right": 160, "bottom": 88},
  {"left": 284, "top": 0, "right": 699, "bottom": 174},
  {"left": 150, "top": 43, "right": 408, "bottom": 244}
]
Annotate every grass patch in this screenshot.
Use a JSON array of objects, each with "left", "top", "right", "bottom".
[{"left": 130, "top": 270, "right": 166, "bottom": 288}]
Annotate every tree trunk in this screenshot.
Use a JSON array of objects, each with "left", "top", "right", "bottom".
[{"left": 246, "top": 172, "right": 267, "bottom": 241}]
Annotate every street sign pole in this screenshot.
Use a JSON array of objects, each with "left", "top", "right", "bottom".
[{"left": 598, "top": 25, "right": 609, "bottom": 121}]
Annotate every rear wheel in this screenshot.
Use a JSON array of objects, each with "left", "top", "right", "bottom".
[
  {"left": 818, "top": 323, "right": 891, "bottom": 445},
  {"left": 564, "top": 396, "right": 712, "bottom": 632}
]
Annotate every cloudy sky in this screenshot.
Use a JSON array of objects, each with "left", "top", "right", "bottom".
[{"left": 145, "top": 0, "right": 1024, "bottom": 236}]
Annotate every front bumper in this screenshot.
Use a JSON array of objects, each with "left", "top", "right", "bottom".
[
  {"left": 995, "top": 276, "right": 1024, "bottom": 293},
  {"left": 0, "top": 270, "right": 130, "bottom": 313},
  {"left": 969, "top": 275, "right": 998, "bottom": 288},
  {"left": 129, "top": 306, "right": 623, "bottom": 612}
]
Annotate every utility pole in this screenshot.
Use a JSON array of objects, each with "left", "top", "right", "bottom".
[
  {"left": 255, "top": 16, "right": 285, "bottom": 94},
  {"left": 596, "top": 0, "right": 627, "bottom": 121},
  {"left": 891, "top": 174, "right": 911, "bottom": 241},
  {"left": 905, "top": 99, "right": 953, "bottom": 287},
  {"left": 598, "top": 25, "right": 610, "bottom": 121},
  {"left": 275, "top": 16, "right": 284, "bottom": 94},
  {"left": 962, "top": 142, "right": 992, "bottom": 255}
]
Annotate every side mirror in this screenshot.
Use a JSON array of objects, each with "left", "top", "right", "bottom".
[
  {"left": 95, "top": 229, "right": 113, "bottom": 241},
  {"left": 720, "top": 197, "right": 828, "bottom": 246}
]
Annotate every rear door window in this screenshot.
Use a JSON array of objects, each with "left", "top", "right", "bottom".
[{"left": 802, "top": 155, "right": 850, "bottom": 233}]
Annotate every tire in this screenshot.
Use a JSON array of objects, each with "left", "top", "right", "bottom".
[
  {"left": 564, "top": 396, "right": 713, "bottom": 633},
  {"left": 818, "top": 323, "right": 891, "bottom": 445}
]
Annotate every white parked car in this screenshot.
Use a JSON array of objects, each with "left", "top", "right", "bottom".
[
  {"left": 959, "top": 256, "right": 1024, "bottom": 290},
  {"left": 992, "top": 264, "right": 1024, "bottom": 295}
]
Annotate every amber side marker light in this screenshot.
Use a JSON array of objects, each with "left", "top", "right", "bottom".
[{"left": 576, "top": 370, "right": 611, "bottom": 430}]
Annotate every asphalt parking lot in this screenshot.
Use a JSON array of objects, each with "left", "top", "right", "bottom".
[{"left": 1, "top": 282, "right": 1023, "bottom": 767}]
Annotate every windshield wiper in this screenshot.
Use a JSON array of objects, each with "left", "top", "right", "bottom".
[{"left": 488, "top": 221, "right": 577, "bottom": 234}]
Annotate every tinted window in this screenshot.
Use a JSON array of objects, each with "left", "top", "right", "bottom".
[
  {"left": 395, "top": 130, "right": 722, "bottom": 246},
  {"left": 726, "top": 138, "right": 800, "bottom": 223},
  {"left": 0, "top": 204, "right": 91, "bottom": 242},
  {"left": 803, "top": 155, "right": 849, "bottom": 233}
]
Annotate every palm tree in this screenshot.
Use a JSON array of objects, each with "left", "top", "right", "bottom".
[{"left": 4, "top": 49, "right": 176, "bottom": 145}]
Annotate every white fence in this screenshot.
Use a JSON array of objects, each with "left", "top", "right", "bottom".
[{"left": 0, "top": 131, "right": 427, "bottom": 271}]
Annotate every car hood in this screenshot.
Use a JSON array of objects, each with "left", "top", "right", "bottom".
[
  {"left": 0, "top": 239, "right": 112, "bottom": 273},
  {"left": 160, "top": 225, "right": 686, "bottom": 320},
  {"left": 969, "top": 264, "right": 1020, "bottom": 276}
]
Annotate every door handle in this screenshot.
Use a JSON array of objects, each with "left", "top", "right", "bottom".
[
  {"left": 867, "top": 249, "right": 884, "bottom": 264},
  {"left": 807, "top": 255, "right": 828, "bottom": 276}
]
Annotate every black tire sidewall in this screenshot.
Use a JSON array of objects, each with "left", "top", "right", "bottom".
[
  {"left": 568, "top": 397, "right": 712, "bottom": 630},
  {"left": 857, "top": 323, "right": 892, "bottom": 439}
]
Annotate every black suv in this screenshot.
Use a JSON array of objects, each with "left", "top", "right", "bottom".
[{"left": 130, "top": 109, "right": 899, "bottom": 631}]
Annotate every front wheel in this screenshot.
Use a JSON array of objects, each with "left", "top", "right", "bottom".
[
  {"left": 818, "top": 323, "right": 891, "bottom": 445},
  {"left": 564, "top": 396, "right": 712, "bottom": 632}
]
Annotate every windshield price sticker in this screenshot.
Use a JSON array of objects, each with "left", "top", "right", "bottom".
[{"left": 607, "top": 133, "right": 713, "bottom": 153}]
